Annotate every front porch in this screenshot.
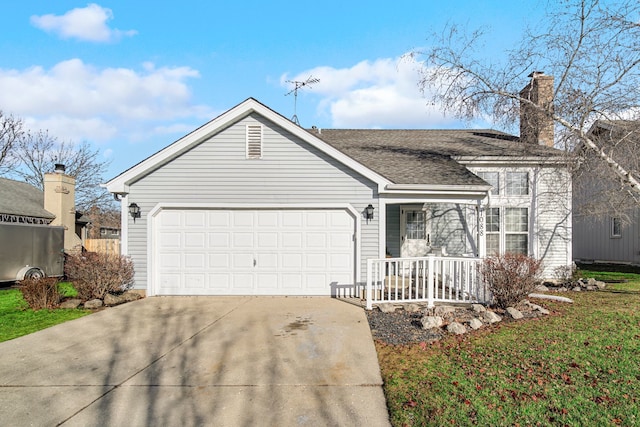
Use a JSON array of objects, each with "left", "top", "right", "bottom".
[{"left": 365, "top": 255, "right": 489, "bottom": 310}]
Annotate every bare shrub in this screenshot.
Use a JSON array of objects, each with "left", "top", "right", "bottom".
[
  {"left": 19, "top": 277, "right": 61, "bottom": 310},
  {"left": 481, "top": 253, "right": 543, "bottom": 309},
  {"left": 64, "top": 252, "right": 135, "bottom": 301},
  {"left": 553, "top": 263, "right": 577, "bottom": 283}
]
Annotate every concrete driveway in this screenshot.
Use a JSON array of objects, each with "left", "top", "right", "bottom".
[{"left": 0, "top": 297, "right": 390, "bottom": 426}]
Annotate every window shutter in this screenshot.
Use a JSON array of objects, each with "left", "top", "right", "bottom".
[{"left": 246, "top": 125, "right": 262, "bottom": 159}]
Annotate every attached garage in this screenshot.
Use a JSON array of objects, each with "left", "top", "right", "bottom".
[{"left": 152, "top": 207, "right": 357, "bottom": 296}]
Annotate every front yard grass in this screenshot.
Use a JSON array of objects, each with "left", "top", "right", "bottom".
[
  {"left": 376, "top": 277, "right": 640, "bottom": 426},
  {"left": 0, "top": 283, "right": 89, "bottom": 343}
]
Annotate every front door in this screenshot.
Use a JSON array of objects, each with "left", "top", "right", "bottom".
[{"left": 400, "top": 205, "right": 430, "bottom": 257}]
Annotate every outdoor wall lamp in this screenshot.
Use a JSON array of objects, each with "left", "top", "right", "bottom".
[
  {"left": 128, "top": 203, "right": 141, "bottom": 222},
  {"left": 365, "top": 204, "right": 375, "bottom": 220}
]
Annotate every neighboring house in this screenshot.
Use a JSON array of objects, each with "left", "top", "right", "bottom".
[
  {"left": 0, "top": 165, "right": 87, "bottom": 253},
  {"left": 106, "top": 73, "right": 571, "bottom": 297},
  {"left": 84, "top": 206, "right": 121, "bottom": 239},
  {"left": 573, "top": 120, "right": 640, "bottom": 264}
]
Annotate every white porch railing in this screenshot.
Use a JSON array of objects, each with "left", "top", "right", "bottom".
[{"left": 365, "top": 255, "right": 488, "bottom": 310}]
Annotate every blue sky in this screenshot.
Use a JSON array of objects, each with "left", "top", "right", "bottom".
[{"left": 0, "top": 1, "right": 546, "bottom": 179}]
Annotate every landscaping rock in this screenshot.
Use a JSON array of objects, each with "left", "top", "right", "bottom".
[
  {"left": 104, "top": 291, "right": 144, "bottom": 306},
  {"left": 595, "top": 281, "right": 606, "bottom": 290},
  {"left": 378, "top": 303, "right": 398, "bottom": 313},
  {"left": 535, "top": 284, "right": 550, "bottom": 292},
  {"left": 421, "top": 315, "right": 444, "bottom": 330},
  {"left": 447, "top": 322, "right": 467, "bottom": 335},
  {"left": 524, "top": 301, "right": 550, "bottom": 315},
  {"left": 59, "top": 299, "right": 82, "bottom": 309},
  {"left": 529, "top": 293, "right": 573, "bottom": 303},
  {"left": 84, "top": 299, "right": 103, "bottom": 309},
  {"left": 404, "top": 303, "right": 422, "bottom": 313},
  {"left": 468, "top": 318, "right": 484, "bottom": 330},
  {"left": 104, "top": 293, "right": 123, "bottom": 306},
  {"left": 572, "top": 286, "right": 582, "bottom": 292},
  {"left": 481, "top": 311, "right": 502, "bottom": 324},
  {"left": 471, "top": 304, "right": 486, "bottom": 313},
  {"left": 506, "top": 307, "right": 524, "bottom": 320},
  {"left": 433, "top": 305, "right": 457, "bottom": 316}
]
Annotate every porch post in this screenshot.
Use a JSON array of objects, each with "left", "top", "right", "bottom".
[
  {"left": 477, "top": 201, "right": 486, "bottom": 258},
  {"left": 427, "top": 255, "right": 435, "bottom": 308},
  {"left": 366, "top": 259, "right": 373, "bottom": 310}
]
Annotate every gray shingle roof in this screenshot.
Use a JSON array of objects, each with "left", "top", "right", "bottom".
[
  {"left": 0, "top": 177, "right": 55, "bottom": 219},
  {"left": 312, "top": 129, "right": 562, "bottom": 185}
]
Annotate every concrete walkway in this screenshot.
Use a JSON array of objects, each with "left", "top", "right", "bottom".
[{"left": 0, "top": 297, "right": 390, "bottom": 426}]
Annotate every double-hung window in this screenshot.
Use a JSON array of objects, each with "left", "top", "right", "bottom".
[
  {"left": 505, "top": 208, "right": 528, "bottom": 254},
  {"left": 478, "top": 171, "right": 500, "bottom": 195},
  {"left": 484, "top": 207, "right": 529, "bottom": 255},
  {"left": 506, "top": 172, "right": 529, "bottom": 195}
]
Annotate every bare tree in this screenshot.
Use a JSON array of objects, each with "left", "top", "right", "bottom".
[
  {"left": 0, "top": 111, "right": 24, "bottom": 174},
  {"left": 10, "top": 130, "right": 113, "bottom": 211},
  {"left": 414, "top": 0, "right": 640, "bottom": 218}
]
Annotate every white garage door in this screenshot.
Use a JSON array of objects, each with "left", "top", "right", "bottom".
[{"left": 154, "top": 209, "right": 356, "bottom": 295}]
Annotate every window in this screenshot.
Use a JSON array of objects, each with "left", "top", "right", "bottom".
[
  {"left": 478, "top": 172, "right": 499, "bottom": 195},
  {"left": 611, "top": 217, "right": 622, "bottom": 238},
  {"left": 484, "top": 207, "right": 529, "bottom": 255},
  {"left": 485, "top": 207, "right": 500, "bottom": 255},
  {"left": 506, "top": 172, "right": 529, "bottom": 195},
  {"left": 246, "top": 125, "right": 262, "bottom": 159},
  {"left": 505, "top": 208, "right": 528, "bottom": 254},
  {"left": 406, "top": 211, "right": 426, "bottom": 239}
]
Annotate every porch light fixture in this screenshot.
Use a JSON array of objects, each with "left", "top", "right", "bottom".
[
  {"left": 365, "top": 204, "right": 375, "bottom": 220},
  {"left": 128, "top": 203, "right": 141, "bottom": 222}
]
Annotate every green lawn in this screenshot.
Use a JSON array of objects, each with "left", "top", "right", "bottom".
[
  {"left": 376, "top": 275, "right": 640, "bottom": 426},
  {"left": 0, "top": 283, "right": 89, "bottom": 343}
]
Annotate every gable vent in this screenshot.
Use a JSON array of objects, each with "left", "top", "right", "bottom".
[{"left": 246, "top": 125, "right": 263, "bottom": 159}]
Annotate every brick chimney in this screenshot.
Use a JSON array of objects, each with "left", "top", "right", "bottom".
[
  {"left": 520, "top": 71, "right": 555, "bottom": 147},
  {"left": 44, "top": 164, "right": 82, "bottom": 253}
]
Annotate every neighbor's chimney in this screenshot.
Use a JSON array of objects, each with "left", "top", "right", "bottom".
[
  {"left": 44, "top": 165, "right": 82, "bottom": 253},
  {"left": 520, "top": 71, "right": 554, "bottom": 147}
]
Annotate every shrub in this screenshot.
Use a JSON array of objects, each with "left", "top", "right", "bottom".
[
  {"left": 64, "top": 252, "right": 135, "bottom": 301},
  {"left": 19, "top": 277, "right": 62, "bottom": 310},
  {"left": 481, "top": 253, "right": 543, "bottom": 309},
  {"left": 553, "top": 263, "right": 577, "bottom": 283}
]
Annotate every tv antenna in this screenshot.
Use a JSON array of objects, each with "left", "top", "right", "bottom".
[{"left": 285, "top": 75, "right": 319, "bottom": 125}]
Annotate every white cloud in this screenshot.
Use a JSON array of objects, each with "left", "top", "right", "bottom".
[
  {"left": 31, "top": 3, "right": 136, "bottom": 43},
  {"left": 0, "top": 59, "right": 214, "bottom": 144},
  {"left": 282, "top": 56, "right": 467, "bottom": 129}
]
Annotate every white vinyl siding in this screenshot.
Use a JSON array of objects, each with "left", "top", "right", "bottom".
[
  {"left": 469, "top": 165, "right": 572, "bottom": 277},
  {"left": 126, "top": 114, "right": 378, "bottom": 290}
]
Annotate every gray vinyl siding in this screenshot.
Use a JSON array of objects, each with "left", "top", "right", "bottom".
[
  {"left": 573, "top": 212, "right": 640, "bottom": 264},
  {"left": 125, "top": 113, "right": 379, "bottom": 289},
  {"left": 429, "top": 203, "right": 476, "bottom": 256}
]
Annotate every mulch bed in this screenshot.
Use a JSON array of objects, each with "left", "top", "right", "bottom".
[{"left": 366, "top": 309, "right": 444, "bottom": 345}]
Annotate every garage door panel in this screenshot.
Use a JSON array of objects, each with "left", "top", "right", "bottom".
[
  {"left": 185, "top": 253, "right": 205, "bottom": 268},
  {"left": 155, "top": 209, "right": 355, "bottom": 296},
  {"left": 233, "top": 233, "right": 254, "bottom": 247},
  {"left": 185, "top": 211, "right": 206, "bottom": 227},
  {"left": 159, "top": 232, "right": 181, "bottom": 248},
  {"left": 185, "top": 233, "right": 205, "bottom": 248},
  {"left": 232, "top": 253, "right": 254, "bottom": 268}
]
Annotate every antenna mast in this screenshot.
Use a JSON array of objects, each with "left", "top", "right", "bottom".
[{"left": 285, "top": 75, "right": 319, "bottom": 125}]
